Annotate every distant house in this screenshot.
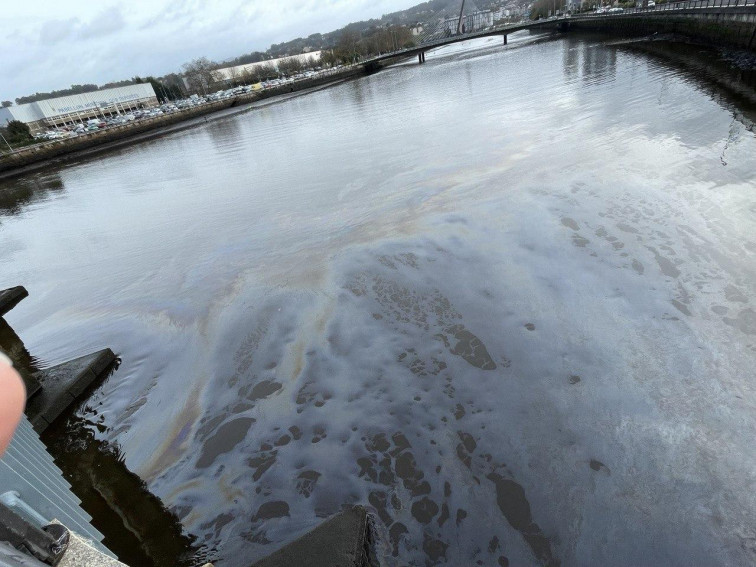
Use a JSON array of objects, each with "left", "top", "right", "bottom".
[
  {"left": 410, "top": 23, "right": 424, "bottom": 36},
  {"left": 440, "top": 10, "right": 494, "bottom": 35}
]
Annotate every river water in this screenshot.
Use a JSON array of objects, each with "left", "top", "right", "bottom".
[{"left": 2, "top": 32, "right": 756, "bottom": 566}]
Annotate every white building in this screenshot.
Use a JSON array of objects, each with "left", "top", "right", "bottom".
[
  {"left": 442, "top": 10, "right": 495, "bottom": 35},
  {"left": 0, "top": 84, "right": 158, "bottom": 134},
  {"left": 214, "top": 51, "right": 323, "bottom": 82}
]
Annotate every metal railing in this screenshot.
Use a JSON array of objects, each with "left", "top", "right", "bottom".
[
  {"left": 4, "top": 0, "right": 751, "bottom": 161},
  {"left": 578, "top": 0, "right": 755, "bottom": 17},
  {"left": 364, "top": 0, "right": 753, "bottom": 64},
  {"left": 0, "top": 417, "right": 111, "bottom": 553}
]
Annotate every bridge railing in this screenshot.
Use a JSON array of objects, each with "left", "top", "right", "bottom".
[
  {"left": 579, "top": 0, "right": 755, "bottom": 17},
  {"left": 365, "top": 0, "right": 754, "bottom": 63}
]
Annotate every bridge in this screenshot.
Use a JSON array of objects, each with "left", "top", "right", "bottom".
[{"left": 364, "top": 0, "right": 756, "bottom": 69}]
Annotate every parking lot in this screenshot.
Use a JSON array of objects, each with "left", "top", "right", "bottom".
[{"left": 31, "top": 67, "right": 345, "bottom": 143}]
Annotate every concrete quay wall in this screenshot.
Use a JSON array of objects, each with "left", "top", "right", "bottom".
[
  {"left": 0, "top": 67, "right": 365, "bottom": 178},
  {"left": 0, "top": 99, "right": 235, "bottom": 174},
  {"left": 569, "top": 7, "right": 756, "bottom": 50}
]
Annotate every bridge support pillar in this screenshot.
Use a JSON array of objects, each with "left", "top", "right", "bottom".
[
  {"left": 418, "top": 52, "right": 426, "bottom": 64},
  {"left": 503, "top": 34, "right": 508, "bottom": 45}
]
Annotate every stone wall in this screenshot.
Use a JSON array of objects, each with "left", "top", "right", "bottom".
[
  {"left": 0, "top": 67, "right": 365, "bottom": 177},
  {"left": 569, "top": 7, "right": 756, "bottom": 49},
  {"left": 0, "top": 100, "right": 234, "bottom": 173}
]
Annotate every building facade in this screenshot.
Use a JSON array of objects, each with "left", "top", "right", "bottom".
[
  {"left": 0, "top": 84, "right": 158, "bottom": 134},
  {"left": 213, "top": 51, "right": 323, "bottom": 82},
  {"left": 442, "top": 10, "right": 495, "bottom": 36}
]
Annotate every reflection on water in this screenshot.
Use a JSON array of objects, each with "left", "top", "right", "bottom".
[
  {"left": 42, "top": 415, "right": 201, "bottom": 567},
  {"left": 1, "top": 34, "right": 755, "bottom": 566},
  {"left": 559, "top": 34, "right": 618, "bottom": 85},
  {"left": 0, "top": 317, "right": 199, "bottom": 566},
  {"left": 0, "top": 173, "right": 65, "bottom": 217}
]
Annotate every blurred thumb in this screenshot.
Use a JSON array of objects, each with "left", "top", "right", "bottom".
[{"left": 0, "top": 352, "right": 26, "bottom": 457}]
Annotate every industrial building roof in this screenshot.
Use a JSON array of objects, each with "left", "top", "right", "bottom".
[{"left": 0, "top": 83, "right": 157, "bottom": 125}]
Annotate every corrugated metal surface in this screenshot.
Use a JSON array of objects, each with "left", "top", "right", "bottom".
[
  {"left": 215, "top": 51, "right": 323, "bottom": 80},
  {"left": 3, "top": 84, "right": 157, "bottom": 123},
  {"left": 35, "top": 84, "right": 156, "bottom": 117},
  {"left": 0, "top": 107, "right": 14, "bottom": 127},
  {"left": 0, "top": 105, "right": 43, "bottom": 125},
  {"left": 0, "top": 416, "right": 113, "bottom": 556}
]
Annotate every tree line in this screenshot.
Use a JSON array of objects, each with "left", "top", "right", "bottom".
[
  {"left": 529, "top": 0, "right": 567, "bottom": 18},
  {"left": 325, "top": 25, "right": 415, "bottom": 65},
  {"left": 0, "top": 120, "right": 33, "bottom": 150},
  {"left": 7, "top": 75, "right": 187, "bottom": 107},
  {"left": 7, "top": 0, "right": 525, "bottom": 105}
]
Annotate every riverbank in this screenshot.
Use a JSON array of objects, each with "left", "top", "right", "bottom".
[
  {"left": 0, "top": 66, "right": 366, "bottom": 180},
  {"left": 2, "top": 33, "right": 755, "bottom": 567},
  {"left": 623, "top": 35, "right": 756, "bottom": 118}
]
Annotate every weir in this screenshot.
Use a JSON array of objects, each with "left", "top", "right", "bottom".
[
  {"left": 0, "top": 288, "right": 201, "bottom": 566},
  {"left": 0, "top": 287, "right": 119, "bottom": 565}
]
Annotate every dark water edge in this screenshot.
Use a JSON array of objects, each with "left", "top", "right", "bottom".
[
  {"left": 3, "top": 31, "right": 755, "bottom": 567},
  {"left": 0, "top": 69, "right": 364, "bottom": 182},
  {"left": 42, "top": 410, "right": 206, "bottom": 567},
  {"left": 620, "top": 35, "right": 756, "bottom": 120},
  {"left": 0, "top": 313, "right": 204, "bottom": 565}
]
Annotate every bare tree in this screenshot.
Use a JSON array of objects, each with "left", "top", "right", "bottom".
[
  {"left": 278, "top": 57, "right": 305, "bottom": 76},
  {"left": 226, "top": 66, "right": 240, "bottom": 87},
  {"left": 182, "top": 57, "right": 218, "bottom": 94},
  {"left": 254, "top": 64, "right": 277, "bottom": 82},
  {"left": 240, "top": 68, "right": 257, "bottom": 85},
  {"left": 335, "top": 30, "right": 361, "bottom": 63},
  {"left": 320, "top": 50, "right": 338, "bottom": 68}
]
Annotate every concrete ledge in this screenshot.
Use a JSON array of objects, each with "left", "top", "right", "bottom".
[
  {"left": 252, "top": 506, "right": 372, "bottom": 567},
  {"left": 25, "top": 349, "right": 118, "bottom": 433},
  {"left": 0, "top": 68, "right": 366, "bottom": 180},
  {"left": 569, "top": 6, "right": 756, "bottom": 50},
  {"left": 0, "top": 287, "right": 29, "bottom": 318},
  {"left": 51, "top": 521, "right": 127, "bottom": 567}
]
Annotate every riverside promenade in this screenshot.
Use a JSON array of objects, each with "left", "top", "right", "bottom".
[{"left": 0, "top": 67, "right": 365, "bottom": 179}]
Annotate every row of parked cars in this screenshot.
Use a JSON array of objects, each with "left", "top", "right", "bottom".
[
  {"left": 32, "top": 68, "right": 337, "bottom": 143},
  {"left": 595, "top": 1, "right": 655, "bottom": 12},
  {"left": 32, "top": 98, "right": 208, "bottom": 141},
  {"left": 204, "top": 69, "right": 326, "bottom": 100}
]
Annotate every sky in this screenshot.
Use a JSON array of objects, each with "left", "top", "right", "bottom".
[{"left": 0, "top": 0, "right": 420, "bottom": 102}]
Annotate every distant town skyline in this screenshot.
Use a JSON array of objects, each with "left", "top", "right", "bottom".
[{"left": 1, "top": 0, "right": 420, "bottom": 102}]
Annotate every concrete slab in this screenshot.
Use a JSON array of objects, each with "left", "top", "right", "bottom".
[
  {"left": 51, "top": 522, "right": 128, "bottom": 567},
  {"left": 0, "top": 286, "right": 28, "bottom": 318},
  {"left": 25, "top": 349, "right": 118, "bottom": 433},
  {"left": 252, "top": 506, "right": 372, "bottom": 567}
]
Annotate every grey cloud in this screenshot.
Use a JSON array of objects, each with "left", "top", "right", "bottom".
[
  {"left": 140, "top": 0, "right": 207, "bottom": 30},
  {"left": 3, "top": 0, "right": 419, "bottom": 101},
  {"left": 78, "top": 7, "right": 126, "bottom": 39},
  {"left": 36, "top": 7, "right": 125, "bottom": 46},
  {"left": 38, "top": 17, "right": 79, "bottom": 44}
]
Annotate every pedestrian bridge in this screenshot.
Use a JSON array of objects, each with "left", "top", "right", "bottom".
[{"left": 365, "top": 0, "right": 756, "bottom": 69}]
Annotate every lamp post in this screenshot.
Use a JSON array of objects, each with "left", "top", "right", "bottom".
[{"left": 0, "top": 131, "right": 14, "bottom": 153}]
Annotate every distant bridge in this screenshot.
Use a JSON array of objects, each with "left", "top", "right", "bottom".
[{"left": 364, "top": 0, "right": 756, "bottom": 69}]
